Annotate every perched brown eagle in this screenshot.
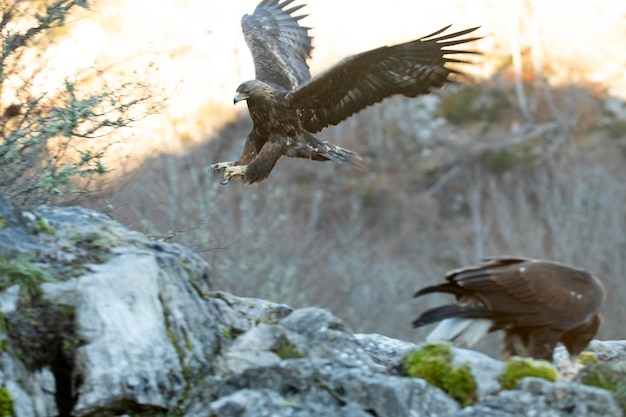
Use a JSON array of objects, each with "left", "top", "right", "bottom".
[
  {"left": 412, "top": 256, "right": 605, "bottom": 361},
  {"left": 209, "top": 0, "right": 481, "bottom": 185}
]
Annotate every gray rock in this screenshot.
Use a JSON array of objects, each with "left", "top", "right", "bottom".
[
  {"left": 280, "top": 308, "right": 374, "bottom": 365},
  {"left": 221, "top": 307, "right": 378, "bottom": 376},
  {"left": 355, "top": 334, "right": 504, "bottom": 399},
  {"left": 0, "top": 194, "right": 625, "bottom": 417},
  {"left": 584, "top": 340, "right": 626, "bottom": 362},
  {"left": 220, "top": 358, "right": 460, "bottom": 417},
  {"left": 452, "top": 347, "right": 506, "bottom": 398},
  {"left": 0, "top": 196, "right": 223, "bottom": 416},
  {"left": 0, "top": 360, "right": 57, "bottom": 417},
  {"left": 354, "top": 333, "right": 417, "bottom": 369},
  {"left": 207, "top": 389, "right": 374, "bottom": 417},
  {"left": 456, "top": 377, "right": 623, "bottom": 417},
  {"left": 71, "top": 253, "right": 184, "bottom": 414},
  {"left": 210, "top": 290, "right": 293, "bottom": 337},
  {"left": 575, "top": 359, "right": 626, "bottom": 413},
  {"left": 0, "top": 285, "right": 20, "bottom": 314},
  {"left": 0, "top": 194, "right": 38, "bottom": 255}
]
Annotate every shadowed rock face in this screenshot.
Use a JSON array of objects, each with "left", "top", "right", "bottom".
[{"left": 0, "top": 193, "right": 624, "bottom": 417}]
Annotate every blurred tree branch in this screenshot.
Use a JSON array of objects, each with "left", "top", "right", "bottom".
[{"left": 0, "top": 0, "right": 162, "bottom": 206}]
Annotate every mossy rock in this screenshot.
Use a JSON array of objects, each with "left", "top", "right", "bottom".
[
  {"left": 32, "top": 217, "right": 54, "bottom": 235},
  {"left": 402, "top": 342, "right": 478, "bottom": 406},
  {"left": 0, "top": 255, "right": 53, "bottom": 299},
  {"left": 219, "top": 324, "right": 231, "bottom": 339},
  {"left": 500, "top": 356, "right": 558, "bottom": 390},
  {"left": 576, "top": 351, "right": 600, "bottom": 366},
  {"left": 576, "top": 361, "right": 626, "bottom": 413},
  {"left": 271, "top": 335, "right": 304, "bottom": 360},
  {"left": 5, "top": 301, "right": 78, "bottom": 371},
  {"left": 0, "top": 387, "right": 13, "bottom": 417}
]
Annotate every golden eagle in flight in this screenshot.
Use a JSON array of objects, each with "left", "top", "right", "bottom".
[
  {"left": 210, "top": 0, "right": 481, "bottom": 185},
  {"left": 412, "top": 256, "right": 605, "bottom": 361}
]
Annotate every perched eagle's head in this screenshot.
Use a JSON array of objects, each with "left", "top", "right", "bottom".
[
  {"left": 234, "top": 80, "right": 276, "bottom": 105},
  {"left": 560, "top": 313, "right": 603, "bottom": 357}
]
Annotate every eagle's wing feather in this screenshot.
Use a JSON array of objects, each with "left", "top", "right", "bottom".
[
  {"left": 414, "top": 257, "right": 605, "bottom": 359},
  {"left": 242, "top": 0, "right": 312, "bottom": 90},
  {"left": 288, "top": 25, "right": 481, "bottom": 133},
  {"left": 417, "top": 257, "right": 604, "bottom": 329}
]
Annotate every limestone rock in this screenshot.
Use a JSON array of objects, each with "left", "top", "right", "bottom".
[
  {"left": 0, "top": 194, "right": 624, "bottom": 417},
  {"left": 356, "top": 333, "right": 505, "bottom": 399},
  {"left": 210, "top": 290, "right": 293, "bottom": 337},
  {"left": 0, "top": 196, "right": 224, "bottom": 416},
  {"left": 355, "top": 332, "right": 417, "bottom": 369},
  {"left": 215, "top": 358, "right": 461, "bottom": 417},
  {"left": 456, "top": 377, "right": 623, "bottom": 417},
  {"left": 184, "top": 309, "right": 463, "bottom": 417}
]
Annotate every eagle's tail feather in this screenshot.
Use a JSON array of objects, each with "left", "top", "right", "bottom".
[
  {"left": 426, "top": 318, "right": 493, "bottom": 347},
  {"left": 318, "top": 141, "right": 365, "bottom": 170},
  {"left": 303, "top": 132, "right": 365, "bottom": 170}
]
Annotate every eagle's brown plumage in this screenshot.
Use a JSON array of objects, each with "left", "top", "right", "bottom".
[
  {"left": 210, "top": 0, "right": 481, "bottom": 185},
  {"left": 412, "top": 256, "right": 605, "bottom": 361}
]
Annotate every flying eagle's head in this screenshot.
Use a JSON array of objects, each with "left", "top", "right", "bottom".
[{"left": 234, "top": 80, "right": 276, "bottom": 105}]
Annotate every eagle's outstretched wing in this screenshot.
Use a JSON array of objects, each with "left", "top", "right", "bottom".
[
  {"left": 242, "top": 0, "right": 313, "bottom": 91},
  {"left": 288, "top": 25, "right": 481, "bottom": 133}
]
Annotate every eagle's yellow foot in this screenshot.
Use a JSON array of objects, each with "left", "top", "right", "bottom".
[{"left": 219, "top": 165, "right": 248, "bottom": 185}]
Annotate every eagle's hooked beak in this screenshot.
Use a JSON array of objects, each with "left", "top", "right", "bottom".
[{"left": 233, "top": 92, "right": 248, "bottom": 105}]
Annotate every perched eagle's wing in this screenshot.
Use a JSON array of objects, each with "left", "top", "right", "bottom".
[
  {"left": 414, "top": 257, "right": 605, "bottom": 329},
  {"left": 242, "top": 0, "right": 313, "bottom": 90},
  {"left": 413, "top": 257, "right": 605, "bottom": 359},
  {"left": 288, "top": 25, "right": 481, "bottom": 133}
]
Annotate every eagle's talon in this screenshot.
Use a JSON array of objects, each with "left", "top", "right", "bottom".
[
  {"left": 214, "top": 165, "right": 248, "bottom": 185},
  {"left": 209, "top": 161, "right": 235, "bottom": 174}
]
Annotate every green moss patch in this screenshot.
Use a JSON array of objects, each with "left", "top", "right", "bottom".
[
  {"left": 0, "top": 255, "right": 53, "bottom": 299},
  {"left": 500, "top": 356, "right": 558, "bottom": 390},
  {"left": 576, "top": 351, "right": 600, "bottom": 366},
  {"left": 32, "top": 217, "right": 54, "bottom": 235},
  {"left": 271, "top": 335, "right": 304, "bottom": 360},
  {"left": 403, "top": 342, "right": 478, "bottom": 406},
  {"left": 0, "top": 387, "right": 13, "bottom": 417},
  {"left": 219, "top": 325, "right": 231, "bottom": 339},
  {"left": 576, "top": 362, "right": 626, "bottom": 413}
]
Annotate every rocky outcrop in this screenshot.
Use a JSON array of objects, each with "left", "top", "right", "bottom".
[
  {"left": 0, "top": 193, "right": 624, "bottom": 417},
  {"left": 456, "top": 377, "right": 622, "bottom": 417}
]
